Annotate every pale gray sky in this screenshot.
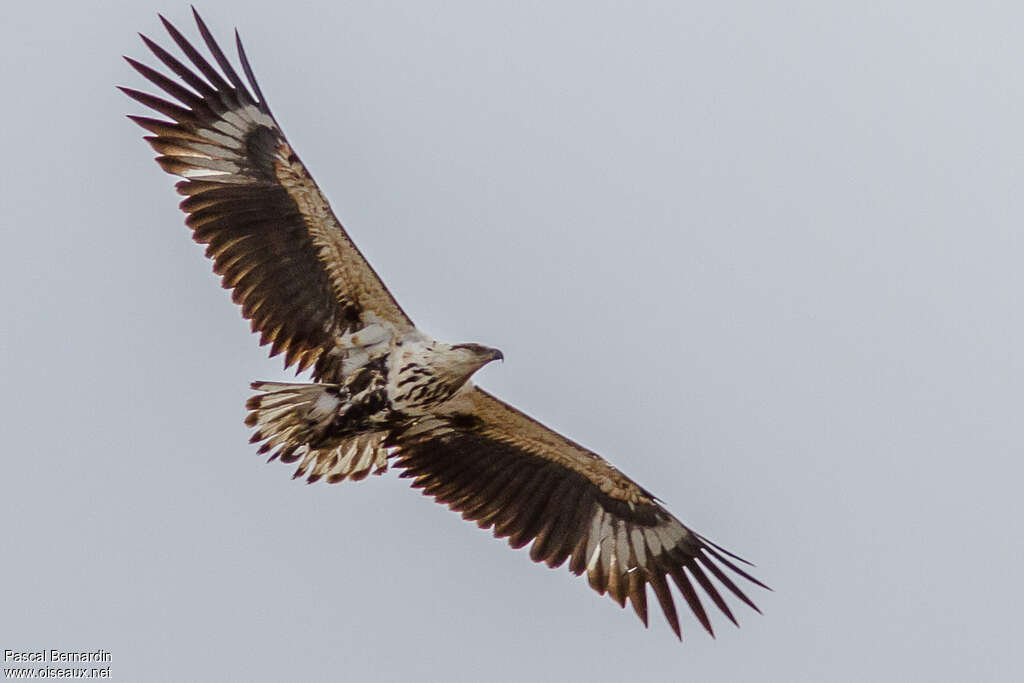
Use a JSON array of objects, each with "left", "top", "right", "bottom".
[{"left": 3, "top": 2, "right": 1022, "bottom": 681}]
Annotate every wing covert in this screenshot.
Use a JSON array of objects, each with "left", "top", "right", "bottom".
[
  {"left": 122, "top": 10, "right": 414, "bottom": 379},
  {"left": 388, "top": 388, "right": 767, "bottom": 639}
]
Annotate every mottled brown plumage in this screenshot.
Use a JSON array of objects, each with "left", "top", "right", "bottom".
[
  {"left": 122, "top": 12, "right": 412, "bottom": 381},
  {"left": 124, "top": 9, "right": 768, "bottom": 641}
]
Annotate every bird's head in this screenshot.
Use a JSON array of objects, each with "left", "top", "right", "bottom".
[
  {"left": 432, "top": 343, "right": 504, "bottom": 387},
  {"left": 390, "top": 341, "right": 503, "bottom": 410},
  {"left": 448, "top": 343, "right": 504, "bottom": 368}
]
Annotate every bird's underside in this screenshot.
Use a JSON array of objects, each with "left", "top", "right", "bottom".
[{"left": 122, "top": 9, "right": 768, "bottom": 641}]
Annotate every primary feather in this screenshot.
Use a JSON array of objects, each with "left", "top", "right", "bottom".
[{"left": 123, "top": 9, "right": 768, "bottom": 640}]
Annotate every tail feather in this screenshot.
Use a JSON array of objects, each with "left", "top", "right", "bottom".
[{"left": 246, "top": 381, "right": 390, "bottom": 483}]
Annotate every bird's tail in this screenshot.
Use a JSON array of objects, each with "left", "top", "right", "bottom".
[{"left": 245, "top": 381, "right": 389, "bottom": 483}]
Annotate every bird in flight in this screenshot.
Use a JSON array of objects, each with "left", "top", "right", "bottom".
[{"left": 122, "top": 9, "right": 767, "bottom": 640}]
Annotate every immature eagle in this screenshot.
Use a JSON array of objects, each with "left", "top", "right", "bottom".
[{"left": 122, "top": 9, "right": 767, "bottom": 640}]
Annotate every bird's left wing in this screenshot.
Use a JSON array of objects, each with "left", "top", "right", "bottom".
[
  {"left": 387, "top": 387, "right": 767, "bottom": 639},
  {"left": 121, "top": 10, "right": 415, "bottom": 380}
]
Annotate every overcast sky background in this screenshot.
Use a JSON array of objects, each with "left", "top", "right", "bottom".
[{"left": 2, "top": 2, "right": 1022, "bottom": 681}]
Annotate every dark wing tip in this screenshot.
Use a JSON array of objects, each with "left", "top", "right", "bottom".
[
  {"left": 697, "top": 532, "right": 759, "bottom": 567},
  {"left": 190, "top": 6, "right": 251, "bottom": 99},
  {"left": 647, "top": 572, "right": 682, "bottom": 640},
  {"left": 387, "top": 398, "right": 767, "bottom": 641},
  {"left": 687, "top": 561, "right": 738, "bottom": 627},
  {"left": 234, "top": 27, "right": 271, "bottom": 114},
  {"left": 701, "top": 544, "right": 772, "bottom": 592},
  {"left": 189, "top": 5, "right": 205, "bottom": 29},
  {"left": 695, "top": 551, "right": 763, "bottom": 615}
]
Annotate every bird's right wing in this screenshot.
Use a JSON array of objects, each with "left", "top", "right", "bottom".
[
  {"left": 122, "top": 10, "right": 415, "bottom": 380},
  {"left": 387, "top": 387, "right": 768, "bottom": 639}
]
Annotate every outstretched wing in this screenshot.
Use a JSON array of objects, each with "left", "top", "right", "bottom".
[
  {"left": 122, "top": 10, "right": 414, "bottom": 380},
  {"left": 388, "top": 388, "right": 767, "bottom": 639}
]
